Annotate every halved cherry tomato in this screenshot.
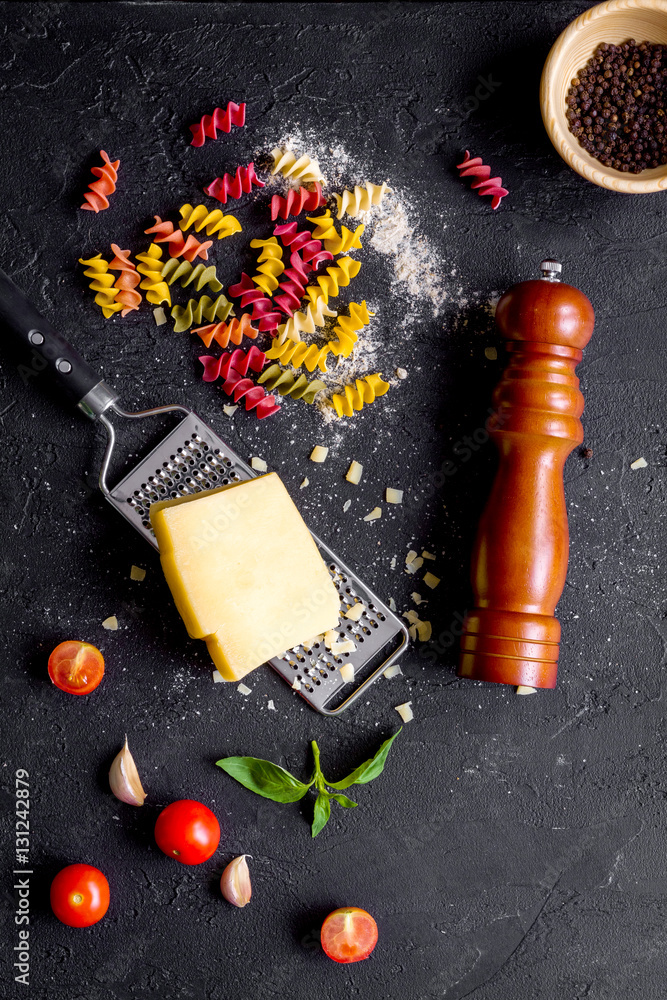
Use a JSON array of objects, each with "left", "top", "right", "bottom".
[
  {"left": 154, "top": 799, "right": 220, "bottom": 865},
  {"left": 320, "top": 906, "right": 378, "bottom": 963},
  {"left": 50, "top": 864, "right": 110, "bottom": 928},
  {"left": 48, "top": 641, "right": 105, "bottom": 695}
]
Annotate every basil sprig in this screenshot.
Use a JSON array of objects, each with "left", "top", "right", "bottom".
[{"left": 216, "top": 729, "right": 402, "bottom": 838}]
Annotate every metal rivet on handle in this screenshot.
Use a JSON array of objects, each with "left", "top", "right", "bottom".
[
  {"left": 28, "top": 329, "right": 44, "bottom": 345},
  {"left": 56, "top": 358, "right": 72, "bottom": 373}
]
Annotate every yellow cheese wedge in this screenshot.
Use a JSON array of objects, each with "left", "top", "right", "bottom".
[{"left": 150, "top": 473, "right": 341, "bottom": 681}]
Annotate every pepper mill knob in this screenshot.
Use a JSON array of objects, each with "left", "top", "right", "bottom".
[{"left": 458, "top": 261, "right": 595, "bottom": 689}]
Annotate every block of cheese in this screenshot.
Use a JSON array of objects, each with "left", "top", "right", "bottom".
[{"left": 150, "top": 473, "right": 341, "bottom": 681}]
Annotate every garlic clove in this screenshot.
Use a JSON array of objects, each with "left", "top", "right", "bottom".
[
  {"left": 109, "top": 736, "right": 147, "bottom": 806},
  {"left": 221, "top": 855, "right": 252, "bottom": 907}
]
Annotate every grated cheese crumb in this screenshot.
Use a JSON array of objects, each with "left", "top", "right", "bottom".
[
  {"left": 339, "top": 662, "right": 355, "bottom": 682},
  {"left": 423, "top": 572, "right": 440, "bottom": 589},
  {"left": 130, "top": 565, "right": 146, "bottom": 582},
  {"left": 388, "top": 596, "right": 397, "bottom": 611},
  {"left": 516, "top": 685, "right": 538, "bottom": 696},
  {"left": 212, "top": 669, "right": 224, "bottom": 684},
  {"left": 344, "top": 602, "right": 365, "bottom": 621},
  {"left": 386, "top": 488, "right": 403, "bottom": 504},
  {"left": 484, "top": 346, "right": 498, "bottom": 360},
  {"left": 363, "top": 506, "right": 382, "bottom": 522},
  {"left": 421, "top": 550, "right": 436, "bottom": 560},
  {"left": 390, "top": 556, "right": 397, "bottom": 570},
  {"left": 300, "top": 477, "right": 309, "bottom": 489},
  {"left": 223, "top": 405, "right": 238, "bottom": 417},
  {"left": 345, "top": 460, "right": 363, "bottom": 484},
  {"left": 343, "top": 499, "right": 351, "bottom": 512},
  {"left": 153, "top": 307, "right": 167, "bottom": 326},
  {"left": 310, "top": 445, "right": 329, "bottom": 463},
  {"left": 292, "top": 677, "right": 302, "bottom": 691},
  {"left": 267, "top": 699, "right": 276, "bottom": 710},
  {"left": 396, "top": 367, "right": 408, "bottom": 379},
  {"left": 395, "top": 701, "right": 414, "bottom": 723},
  {"left": 384, "top": 664, "right": 403, "bottom": 679},
  {"left": 251, "top": 456, "right": 268, "bottom": 472},
  {"left": 237, "top": 682, "right": 252, "bottom": 696},
  {"left": 630, "top": 457, "right": 648, "bottom": 470},
  {"left": 102, "top": 616, "right": 118, "bottom": 631}
]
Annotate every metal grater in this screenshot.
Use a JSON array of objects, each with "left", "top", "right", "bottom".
[
  {"left": 0, "top": 267, "right": 409, "bottom": 715},
  {"left": 99, "top": 406, "right": 409, "bottom": 715}
]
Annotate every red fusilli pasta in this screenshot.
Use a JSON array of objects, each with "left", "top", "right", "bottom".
[
  {"left": 80, "top": 151, "right": 120, "bottom": 213},
  {"left": 270, "top": 183, "right": 325, "bottom": 221},
  {"left": 456, "top": 151, "right": 508, "bottom": 210},
  {"left": 227, "top": 274, "right": 282, "bottom": 332},
  {"left": 189, "top": 102, "right": 246, "bottom": 147},
  {"left": 204, "top": 163, "right": 264, "bottom": 204},
  {"left": 273, "top": 222, "right": 332, "bottom": 266},
  {"left": 221, "top": 370, "right": 281, "bottom": 419},
  {"left": 199, "top": 346, "right": 266, "bottom": 382}
]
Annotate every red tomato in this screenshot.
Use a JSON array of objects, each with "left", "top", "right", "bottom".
[
  {"left": 320, "top": 907, "right": 378, "bottom": 963},
  {"left": 154, "top": 799, "right": 220, "bottom": 865},
  {"left": 48, "top": 641, "right": 105, "bottom": 695},
  {"left": 50, "top": 864, "right": 110, "bottom": 928}
]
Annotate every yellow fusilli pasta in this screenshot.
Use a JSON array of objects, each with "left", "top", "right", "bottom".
[
  {"left": 332, "top": 374, "right": 390, "bottom": 418},
  {"left": 265, "top": 338, "right": 330, "bottom": 374},
  {"left": 276, "top": 299, "right": 337, "bottom": 344},
  {"left": 136, "top": 244, "right": 171, "bottom": 306},
  {"left": 178, "top": 203, "right": 242, "bottom": 240},
  {"left": 250, "top": 237, "right": 284, "bottom": 295},
  {"left": 307, "top": 210, "right": 364, "bottom": 254},
  {"left": 328, "top": 301, "right": 374, "bottom": 358},
  {"left": 270, "top": 147, "right": 325, "bottom": 185},
  {"left": 79, "top": 253, "right": 122, "bottom": 318},
  {"left": 303, "top": 256, "right": 361, "bottom": 309},
  {"left": 333, "top": 182, "right": 391, "bottom": 220}
]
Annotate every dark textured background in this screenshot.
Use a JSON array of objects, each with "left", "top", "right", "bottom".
[{"left": 2, "top": 2, "right": 666, "bottom": 998}]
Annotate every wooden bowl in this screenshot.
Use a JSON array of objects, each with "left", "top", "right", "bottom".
[{"left": 541, "top": 0, "right": 667, "bottom": 192}]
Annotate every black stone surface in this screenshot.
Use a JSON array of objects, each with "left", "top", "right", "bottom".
[{"left": 1, "top": 3, "right": 666, "bottom": 998}]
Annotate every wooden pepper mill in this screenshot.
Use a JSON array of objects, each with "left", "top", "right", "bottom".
[{"left": 458, "top": 260, "right": 595, "bottom": 689}]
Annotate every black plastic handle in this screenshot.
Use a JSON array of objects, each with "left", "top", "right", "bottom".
[{"left": 0, "top": 267, "right": 104, "bottom": 405}]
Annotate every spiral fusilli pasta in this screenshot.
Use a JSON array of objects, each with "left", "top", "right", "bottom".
[
  {"left": 258, "top": 364, "right": 326, "bottom": 403},
  {"left": 136, "top": 244, "right": 171, "bottom": 306},
  {"left": 171, "top": 294, "right": 234, "bottom": 333},
  {"left": 273, "top": 222, "right": 331, "bottom": 266},
  {"left": 193, "top": 314, "right": 259, "bottom": 349},
  {"left": 145, "top": 216, "right": 212, "bottom": 261},
  {"left": 333, "top": 182, "right": 391, "bottom": 220},
  {"left": 199, "top": 346, "right": 265, "bottom": 382},
  {"left": 178, "top": 204, "right": 242, "bottom": 240},
  {"left": 328, "top": 301, "right": 374, "bottom": 358},
  {"left": 109, "top": 244, "right": 142, "bottom": 317},
  {"left": 332, "top": 374, "right": 390, "bottom": 418},
  {"left": 276, "top": 299, "right": 337, "bottom": 344},
  {"left": 456, "top": 151, "right": 508, "bottom": 210},
  {"left": 220, "top": 370, "right": 281, "bottom": 419},
  {"left": 250, "top": 237, "right": 284, "bottom": 295},
  {"left": 80, "top": 151, "right": 120, "bottom": 213},
  {"left": 204, "top": 163, "right": 264, "bottom": 204},
  {"left": 307, "top": 210, "right": 364, "bottom": 254},
  {"left": 303, "top": 256, "right": 362, "bottom": 309},
  {"left": 270, "top": 148, "right": 324, "bottom": 185},
  {"left": 189, "top": 102, "right": 246, "bottom": 147},
  {"left": 265, "top": 338, "right": 330, "bottom": 374},
  {"left": 270, "top": 183, "right": 324, "bottom": 221},
  {"left": 227, "top": 274, "right": 282, "bottom": 332},
  {"left": 161, "top": 259, "right": 223, "bottom": 293},
  {"left": 79, "top": 253, "right": 122, "bottom": 317}
]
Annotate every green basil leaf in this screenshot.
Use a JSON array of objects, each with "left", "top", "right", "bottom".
[
  {"left": 330, "top": 793, "right": 358, "bottom": 809},
  {"left": 327, "top": 728, "right": 402, "bottom": 790},
  {"left": 311, "top": 791, "right": 331, "bottom": 837},
  {"left": 216, "top": 756, "right": 313, "bottom": 803}
]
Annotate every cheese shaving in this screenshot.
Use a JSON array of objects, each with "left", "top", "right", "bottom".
[
  {"left": 416, "top": 620, "right": 432, "bottom": 642},
  {"left": 292, "top": 677, "right": 302, "bottom": 691},
  {"left": 384, "top": 664, "right": 402, "bottom": 679},
  {"left": 363, "top": 507, "right": 382, "bottom": 522},
  {"left": 405, "top": 557, "right": 423, "bottom": 575},
  {"left": 102, "top": 616, "right": 118, "bottom": 630},
  {"left": 324, "top": 629, "right": 339, "bottom": 650},
  {"left": 405, "top": 550, "right": 418, "bottom": 564},
  {"left": 310, "top": 445, "right": 329, "bottom": 463},
  {"left": 251, "top": 457, "right": 268, "bottom": 472},
  {"left": 516, "top": 685, "right": 538, "bottom": 696},
  {"left": 403, "top": 609, "right": 420, "bottom": 624},
  {"left": 212, "top": 669, "right": 224, "bottom": 683},
  {"left": 395, "top": 701, "right": 413, "bottom": 722},
  {"left": 300, "top": 477, "right": 309, "bottom": 489},
  {"left": 344, "top": 602, "right": 365, "bottom": 621},
  {"left": 408, "top": 624, "right": 417, "bottom": 640},
  {"left": 153, "top": 307, "right": 167, "bottom": 326},
  {"left": 223, "top": 405, "right": 238, "bottom": 417},
  {"left": 331, "top": 639, "right": 357, "bottom": 655},
  {"left": 386, "top": 488, "right": 403, "bottom": 504},
  {"left": 630, "top": 457, "right": 648, "bottom": 470},
  {"left": 423, "top": 572, "right": 440, "bottom": 589},
  {"left": 346, "top": 460, "right": 363, "bottom": 484},
  {"left": 411, "top": 592, "right": 424, "bottom": 605},
  {"left": 388, "top": 596, "right": 396, "bottom": 611},
  {"left": 237, "top": 682, "right": 252, "bottom": 696},
  {"left": 339, "top": 662, "right": 355, "bottom": 682},
  {"left": 421, "top": 551, "right": 436, "bottom": 560},
  {"left": 130, "top": 565, "right": 146, "bottom": 581}
]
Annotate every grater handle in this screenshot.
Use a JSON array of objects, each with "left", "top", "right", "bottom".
[{"left": 0, "top": 267, "right": 114, "bottom": 411}]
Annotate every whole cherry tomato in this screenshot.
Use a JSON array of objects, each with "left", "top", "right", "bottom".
[
  {"left": 320, "top": 906, "right": 379, "bottom": 963},
  {"left": 50, "top": 864, "right": 110, "bottom": 928},
  {"left": 154, "top": 799, "right": 220, "bottom": 865},
  {"left": 48, "top": 641, "right": 105, "bottom": 695}
]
